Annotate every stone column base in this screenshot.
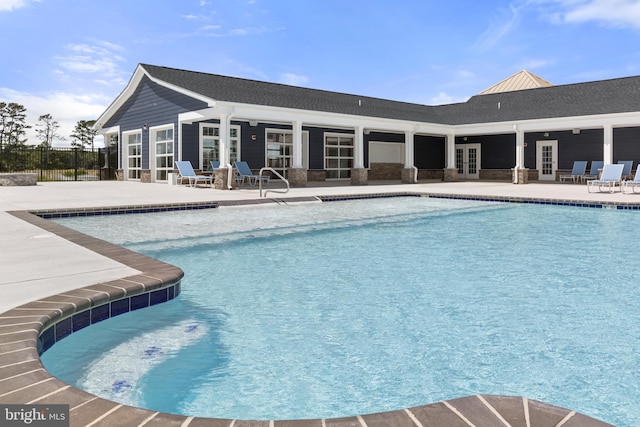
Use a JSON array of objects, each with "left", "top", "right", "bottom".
[
  {"left": 351, "top": 168, "right": 368, "bottom": 185},
  {"left": 141, "top": 169, "right": 151, "bottom": 183},
  {"left": 513, "top": 168, "right": 529, "bottom": 184},
  {"left": 116, "top": 169, "right": 124, "bottom": 181},
  {"left": 401, "top": 168, "right": 417, "bottom": 184},
  {"left": 214, "top": 168, "right": 231, "bottom": 190},
  {"left": 287, "top": 168, "right": 307, "bottom": 187},
  {"left": 443, "top": 168, "right": 458, "bottom": 182}
]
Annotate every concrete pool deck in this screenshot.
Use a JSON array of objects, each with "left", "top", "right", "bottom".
[{"left": 0, "top": 179, "right": 629, "bottom": 426}]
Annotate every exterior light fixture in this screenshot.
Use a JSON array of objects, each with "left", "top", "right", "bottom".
[
  {"left": 142, "top": 124, "right": 148, "bottom": 131},
  {"left": 572, "top": 129, "right": 581, "bottom": 135},
  {"left": 249, "top": 120, "right": 258, "bottom": 127}
]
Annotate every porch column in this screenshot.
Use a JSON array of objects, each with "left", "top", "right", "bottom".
[
  {"left": 219, "top": 114, "right": 230, "bottom": 166},
  {"left": 402, "top": 130, "right": 417, "bottom": 183},
  {"left": 351, "top": 125, "right": 368, "bottom": 185},
  {"left": 288, "top": 120, "right": 307, "bottom": 187},
  {"left": 603, "top": 124, "right": 613, "bottom": 164},
  {"left": 214, "top": 114, "right": 231, "bottom": 190},
  {"left": 443, "top": 133, "right": 458, "bottom": 181},
  {"left": 513, "top": 127, "right": 528, "bottom": 184}
]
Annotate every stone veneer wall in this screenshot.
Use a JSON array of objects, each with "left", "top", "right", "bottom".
[
  {"left": 0, "top": 173, "right": 37, "bottom": 186},
  {"left": 307, "top": 170, "right": 326, "bottom": 181},
  {"left": 479, "top": 169, "right": 512, "bottom": 180},
  {"left": 420, "top": 169, "right": 446, "bottom": 181},
  {"left": 369, "top": 163, "right": 402, "bottom": 180}
]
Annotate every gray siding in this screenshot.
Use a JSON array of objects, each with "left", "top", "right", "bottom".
[
  {"left": 614, "top": 127, "right": 640, "bottom": 168},
  {"left": 415, "top": 136, "right": 445, "bottom": 169},
  {"left": 104, "top": 76, "right": 208, "bottom": 169}
]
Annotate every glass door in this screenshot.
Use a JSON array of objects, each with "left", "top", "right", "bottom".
[
  {"left": 536, "top": 140, "right": 558, "bottom": 181},
  {"left": 455, "top": 143, "right": 481, "bottom": 179},
  {"left": 266, "top": 131, "right": 293, "bottom": 177}
]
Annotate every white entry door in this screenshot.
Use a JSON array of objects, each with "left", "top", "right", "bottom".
[
  {"left": 536, "top": 140, "right": 558, "bottom": 181},
  {"left": 456, "top": 143, "right": 481, "bottom": 179}
]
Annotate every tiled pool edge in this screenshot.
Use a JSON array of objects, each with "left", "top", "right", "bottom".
[{"left": 0, "top": 202, "right": 615, "bottom": 427}]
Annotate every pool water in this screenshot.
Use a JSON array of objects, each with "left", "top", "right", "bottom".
[{"left": 42, "top": 198, "right": 640, "bottom": 425}]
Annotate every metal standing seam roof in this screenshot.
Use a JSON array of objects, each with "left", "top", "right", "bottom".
[
  {"left": 140, "top": 64, "right": 640, "bottom": 127},
  {"left": 478, "top": 70, "right": 553, "bottom": 95}
]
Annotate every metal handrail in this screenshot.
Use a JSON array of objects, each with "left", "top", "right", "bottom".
[{"left": 259, "top": 167, "right": 289, "bottom": 198}]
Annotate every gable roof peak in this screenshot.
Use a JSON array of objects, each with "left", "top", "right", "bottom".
[{"left": 479, "top": 70, "right": 554, "bottom": 95}]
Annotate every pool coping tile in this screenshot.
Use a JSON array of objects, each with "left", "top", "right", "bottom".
[{"left": 0, "top": 198, "right": 617, "bottom": 427}]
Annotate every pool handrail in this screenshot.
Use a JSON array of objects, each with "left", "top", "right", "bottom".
[{"left": 259, "top": 166, "right": 289, "bottom": 198}]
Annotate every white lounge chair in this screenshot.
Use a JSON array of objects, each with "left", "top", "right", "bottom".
[
  {"left": 622, "top": 167, "right": 640, "bottom": 193},
  {"left": 560, "top": 161, "right": 587, "bottom": 183},
  {"left": 175, "top": 161, "right": 212, "bottom": 188},
  {"left": 587, "top": 163, "right": 624, "bottom": 193}
]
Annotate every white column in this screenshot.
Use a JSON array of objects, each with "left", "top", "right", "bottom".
[
  {"left": 354, "top": 125, "right": 364, "bottom": 169},
  {"left": 446, "top": 133, "right": 456, "bottom": 169},
  {"left": 603, "top": 124, "right": 613, "bottom": 164},
  {"left": 292, "top": 120, "right": 303, "bottom": 169},
  {"left": 404, "top": 130, "right": 414, "bottom": 168},
  {"left": 515, "top": 128, "right": 525, "bottom": 169},
  {"left": 219, "top": 114, "right": 229, "bottom": 166}
]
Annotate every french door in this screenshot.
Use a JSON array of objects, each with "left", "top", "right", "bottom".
[
  {"left": 536, "top": 140, "right": 558, "bottom": 181},
  {"left": 456, "top": 143, "right": 481, "bottom": 179}
]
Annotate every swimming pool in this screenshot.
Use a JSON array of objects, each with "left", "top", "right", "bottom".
[{"left": 41, "top": 197, "right": 640, "bottom": 425}]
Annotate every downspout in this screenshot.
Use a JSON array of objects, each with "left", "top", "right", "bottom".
[
  {"left": 226, "top": 163, "right": 234, "bottom": 190},
  {"left": 412, "top": 165, "right": 418, "bottom": 183}
]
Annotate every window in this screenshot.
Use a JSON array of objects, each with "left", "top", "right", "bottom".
[
  {"left": 201, "top": 124, "right": 240, "bottom": 168},
  {"left": 126, "top": 132, "right": 142, "bottom": 180},
  {"left": 325, "top": 134, "right": 354, "bottom": 179},
  {"left": 153, "top": 126, "right": 174, "bottom": 181}
]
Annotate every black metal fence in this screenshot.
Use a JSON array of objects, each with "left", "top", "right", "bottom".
[{"left": 0, "top": 144, "right": 118, "bottom": 181}]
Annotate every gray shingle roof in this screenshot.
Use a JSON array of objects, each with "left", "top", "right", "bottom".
[
  {"left": 141, "top": 64, "right": 439, "bottom": 123},
  {"left": 141, "top": 64, "right": 640, "bottom": 126}
]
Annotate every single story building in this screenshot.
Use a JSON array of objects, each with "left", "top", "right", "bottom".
[{"left": 95, "top": 64, "right": 640, "bottom": 188}]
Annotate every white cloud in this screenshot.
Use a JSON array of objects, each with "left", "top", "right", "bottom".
[
  {"left": 0, "top": 88, "right": 110, "bottom": 146},
  {"left": 517, "top": 58, "right": 554, "bottom": 70},
  {"left": 533, "top": 0, "right": 640, "bottom": 30},
  {"left": 279, "top": 73, "right": 308, "bottom": 86},
  {"left": 430, "top": 92, "right": 468, "bottom": 105},
  {"left": 53, "top": 40, "right": 128, "bottom": 87},
  {"left": 0, "top": 0, "right": 29, "bottom": 12},
  {"left": 473, "top": 3, "right": 525, "bottom": 51}
]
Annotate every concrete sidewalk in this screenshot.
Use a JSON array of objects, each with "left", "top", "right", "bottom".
[{"left": 1, "top": 179, "right": 638, "bottom": 313}]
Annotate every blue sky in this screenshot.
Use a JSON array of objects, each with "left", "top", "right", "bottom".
[{"left": 1, "top": 0, "right": 640, "bottom": 145}]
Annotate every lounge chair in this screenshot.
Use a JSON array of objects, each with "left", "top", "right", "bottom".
[
  {"left": 618, "top": 160, "right": 633, "bottom": 180},
  {"left": 587, "top": 163, "right": 624, "bottom": 193},
  {"left": 582, "top": 160, "right": 604, "bottom": 181},
  {"left": 559, "top": 161, "right": 587, "bottom": 183},
  {"left": 209, "top": 160, "right": 220, "bottom": 170},
  {"left": 175, "top": 160, "right": 212, "bottom": 188},
  {"left": 622, "top": 167, "right": 640, "bottom": 193},
  {"left": 234, "top": 161, "right": 270, "bottom": 186}
]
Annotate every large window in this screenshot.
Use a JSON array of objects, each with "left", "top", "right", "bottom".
[
  {"left": 201, "top": 124, "right": 240, "bottom": 169},
  {"left": 325, "top": 134, "right": 354, "bottom": 179},
  {"left": 126, "top": 132, "right": 142, "bottom": 180},
  {"left": 153, "top": 126, "right": 174, "bottom": 181}
]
